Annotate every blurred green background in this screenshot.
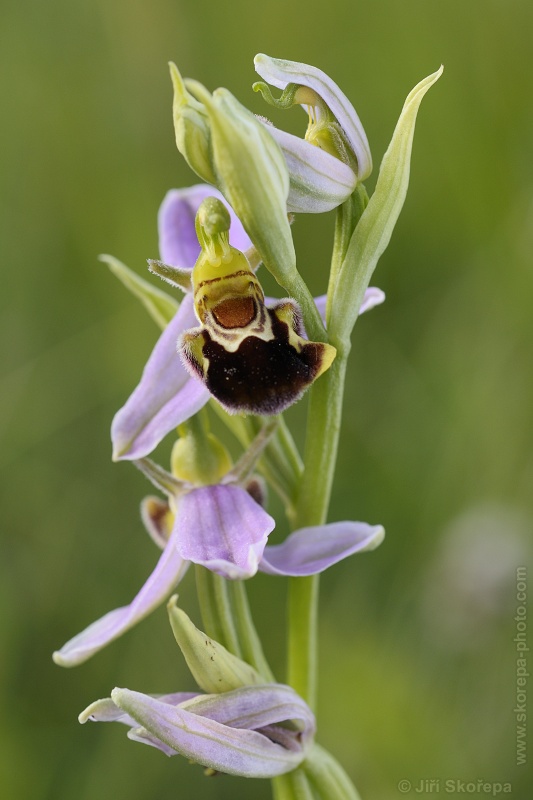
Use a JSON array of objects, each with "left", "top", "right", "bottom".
[{"left": 1, "top": 0, "right": 532, "bottom": 797}]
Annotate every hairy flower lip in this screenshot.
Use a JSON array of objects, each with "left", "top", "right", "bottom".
[
  {"left": 254, "top": 54, "right": 372, "bottom": 181},
  {"left": 111, "top": 282, "right": 384, "bottom": 461}
]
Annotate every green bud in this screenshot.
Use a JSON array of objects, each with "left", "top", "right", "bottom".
[
  {"left": 168, "top": 63, "right": 323, "bottom": 337},
  {"left": 167, "top": 597, "right": 264, "bottom": 692},
  {"left": 169, "top": 62, "right": 216, "bottom": 185},
  {"left": 170, "top": 425, "right": 232, "bottom": 486},
  {"left": 185, "top": 79, "right": 297, "bottom": 291}
]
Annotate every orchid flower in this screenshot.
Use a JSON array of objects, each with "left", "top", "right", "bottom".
[
  {"left": 178, "top": 195, "right": 338, "bottom": 416},
  {"left": 53, "top": 443, "right": 384, "bottom": 667},
  {"left": 253, "top": 54, "right": 372, "bottom": 213},
  {"left": 80, "top": 682, "right": 315, "bottom": 778},
  {"left": 112, "top": 185, "right": 385, "bottom": 461}
]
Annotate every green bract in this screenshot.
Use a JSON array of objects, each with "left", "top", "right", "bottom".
[
  {"left": 328, "top": 66, "right": 444, "bottom": 348},
  {"left": 167, "top": 596, "right": 267, "bottom": 692}
]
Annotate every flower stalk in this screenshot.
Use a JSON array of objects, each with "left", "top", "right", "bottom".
[{"left": 289, "top": 338, "right": 350, "bottom": 709}]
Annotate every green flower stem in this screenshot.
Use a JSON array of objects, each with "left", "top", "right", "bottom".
[
  {"left": 287, "top": 574, "right": 319, "bottom": 710},
  {"left": 276, "top": 415, "right": 304, "bottom": 485},
  {"left": 326, "top": 187, "right": 368, "bottom": 327},
  {"left": 304, "top": 744, "right": 362, "bottom": 800},
  {"left": 246, "top": 415, "right": 303, "bottom": 512},
  {"left": 194, "top": 566, "right": 242, "bottom": 657},
  {"left": 296, "top": 346, "right": 349, "bottom": 528},
  {"left": 229, "top": 580, "right": 275, "bottom": 681},
  {"left": 211, "top": 402, "right": 302, "bottom": 508},
  {"left": 272, "top": 769, "right": 316, "bottom": 800},
  {"left": 288, "top": 348, "right": 349, "bottom": 709},
  {"left": 228, "top": 416, "right": 279, "bottom": 485}
]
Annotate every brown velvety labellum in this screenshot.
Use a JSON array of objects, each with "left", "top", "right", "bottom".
[
  {"left": 200, "top": 310, "right": 328, "bottom": 414},
  {"left": 212, "top": 296, "right": 256, "bottom": 329}
]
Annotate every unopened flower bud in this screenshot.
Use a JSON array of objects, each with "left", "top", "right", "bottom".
[
  {"left": 170, "top": 63, "right": 297, "bottom": 289},
  {"left": 185, "top": 79, "right": 297, "bottom": 289},
  {"left": 171, "top": 428, "right": 232, "bottom": 486},
  {"left": 170, "top": 62, "right": 216, "bottom": 185}
]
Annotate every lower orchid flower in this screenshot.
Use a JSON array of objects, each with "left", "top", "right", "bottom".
[
  {"left": 53, "top": 430, "right": 384, "bottom": 667},
  {"left": 78, "top": 594, "right": 317, "bottom": 778},
  {"left": 111, "top": 185, "right": 385, "bottom": 461},
  {"left": 79, "top": 683, "right": 315, "bottom": 778}
]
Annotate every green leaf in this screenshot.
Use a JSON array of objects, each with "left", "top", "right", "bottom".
[
  {"left": 330, "top": 66, "right": 443, "bottom": 347},
  {"left": 99, "top": 254, "right": 179, "bottom": 330}
]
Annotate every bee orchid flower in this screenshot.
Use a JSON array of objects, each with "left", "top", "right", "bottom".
[
  {"left": 111, "top": 186, "right": 384, "bottom": 461},
  {"left": 53, "top": 452, "right": 384, "bottom": 667}
]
